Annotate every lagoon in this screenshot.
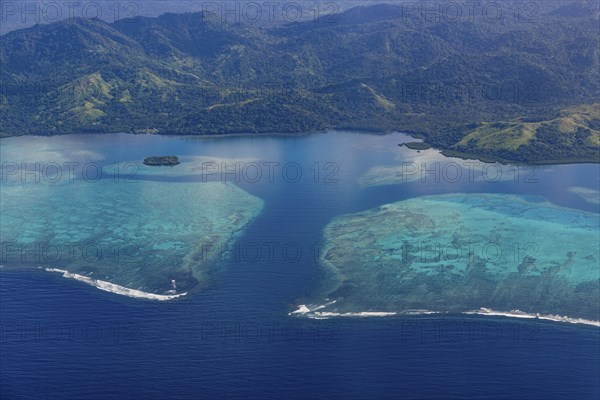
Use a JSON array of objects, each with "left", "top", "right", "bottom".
[{"left": 1, "top": 131, "right": 599, "bottom": 399}]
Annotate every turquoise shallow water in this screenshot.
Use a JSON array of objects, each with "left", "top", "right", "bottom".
[
  {"left": 0, "top": 132, "right": 598, "bottom": 314},
  {"left": 317, "top": 193, "right": 600, "bottom": 320},
  {"left": 0, "top": 179, "right": 263, "bottom": 294},
  {"left": 103, "top": 156, "right": 263, "bottom": 178},
  {"left": 1, "top": 132, "right": 599, "bottom": 398}
]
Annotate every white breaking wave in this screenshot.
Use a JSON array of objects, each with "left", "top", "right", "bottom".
[
  {"left": 313, "top": 311, "right": 398, "bottom": 318},
  {"left": 45, "top": 268, "right": 187, "bottom": 301},
  {"left": 290, "top": 304, "right": 600, "bottom": 327},
  {"left": 289, "top": 304, "right": 399, "bottom": 319},
  {"left": 464, "top": 308, "right": 600, "bottom": 328},
  {"left": 290, "top": 305, "right": 311, "bottom": 314}
]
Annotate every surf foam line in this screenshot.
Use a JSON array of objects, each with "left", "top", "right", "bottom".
[
  {"left": 45, "top": 268, "right": 187, "bottom": 301},
  {"left": 290, "top": 304, "right": 437, "bottom": 319},
  {"left": 290, "top": 304, "right": 600, "bottom": 327},
  {"left": 464, "top": 308, "right": 600, "bottom": 328}
]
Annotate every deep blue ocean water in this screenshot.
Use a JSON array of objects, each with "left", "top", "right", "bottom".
[{"left": 1, "top": 131, "right": 599, "bottom": 399}]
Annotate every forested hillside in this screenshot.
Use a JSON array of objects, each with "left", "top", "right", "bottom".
[{"left": 1, "top": 2, "right": 599, "bottom": 162}]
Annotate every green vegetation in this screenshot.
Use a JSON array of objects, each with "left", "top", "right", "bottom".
[
  {"left": 401, "top": 142, "right": 432, "bottom": 151},
  {"left": 1, "top": 3, "right": 599, "bottom": 163},
  {"left": 442, "top": 104, "right": 600, "bottom": 163},
  {"left": 143, "top": 156, "right": 180, "bottom": 166}
]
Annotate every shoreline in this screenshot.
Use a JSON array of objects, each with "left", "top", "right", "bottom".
[
  {"left": 0, "top": 128, "right": 347, "bottom": 140},
  {"left": 440, "top": 149, "right": 600, "bottom": 166},
  {"left": 2, "top": 130, "right": 598, "bottom": 166}
]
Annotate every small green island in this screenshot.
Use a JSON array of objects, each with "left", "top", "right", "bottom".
[
  {"left": 399, "top": 142, "right": 433, "bottom": 151},
  {"left": 143, "top": 156, "right": 180, "bottom": 166}
]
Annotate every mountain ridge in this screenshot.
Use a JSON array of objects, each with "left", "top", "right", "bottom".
[{"left": 1, "top": 4, "right": 599, "bottom": 163}]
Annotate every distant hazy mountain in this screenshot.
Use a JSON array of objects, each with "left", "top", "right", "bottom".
[
  {"left": 0, "top": 0, "right": 380, "bottom": 34},
  {"left": 3, "top": 0, "right": 597, "bottom": 34},
  {"left": 1, "top": 2, "right": 599, "bottom": 162}
]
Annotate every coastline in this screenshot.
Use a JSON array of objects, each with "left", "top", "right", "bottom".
[
  {"left": 440, "top": 149, "right": 600, "bottom": 166},
  {"left": 2, "top": 129, "right": 598, "bottom": 166}
]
